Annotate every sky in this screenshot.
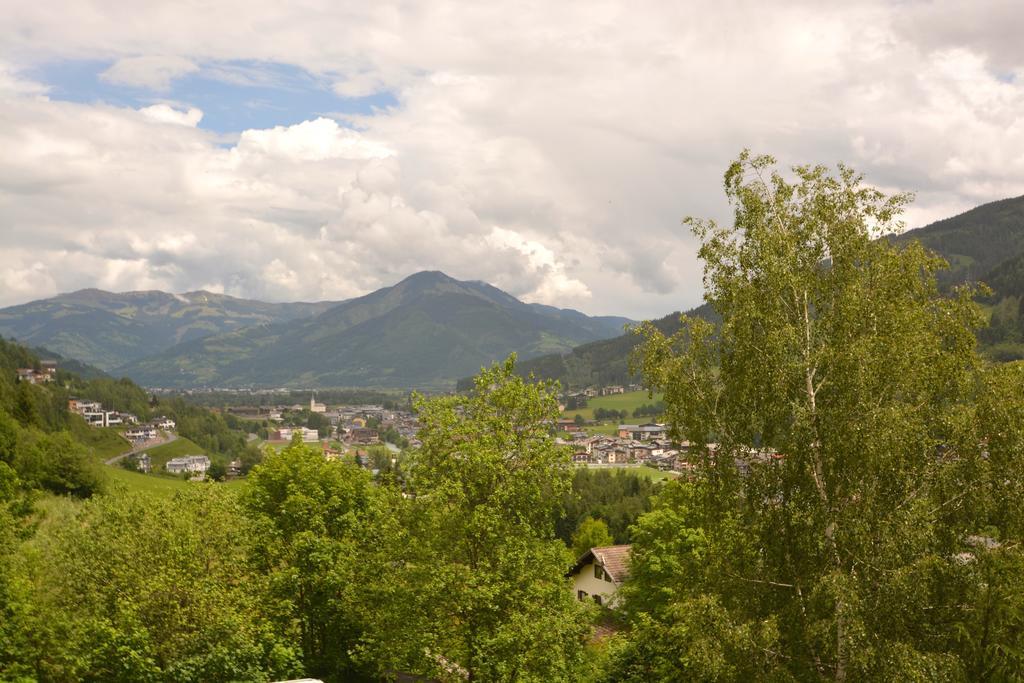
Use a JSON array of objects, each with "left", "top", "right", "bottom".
[{"left": 1, "top": 1, "right": 1023, "bottom": 319}]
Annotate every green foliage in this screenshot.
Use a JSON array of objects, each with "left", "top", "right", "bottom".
[
  {"left": 17, "top": 487, "right": 300, "bottom": 681},
  {"left": 159, "top": 397, "right": 248, "bottom": 456},
  {"left": 625, "top": 151, "right": 1020, "bottom": 680},
  {"left": 891, "top": 194, "right": 1024, "bottom": 290},
  {"left": 593, "top": 407, "right": 627, "bottom": 421},
  {"left": 0, "top": 407, "right": 105, "bottom": 498},
  {"left": 556, "top": 467, "right": 657, "bottom": 546},
  {"left": 571, "top": 517, "right": 614, "bottom": 557},
  {"left": 408, "top": 356, "right": 591, "bottom": 681},
  {"left": 71, "top": 376, "right": 152, "bottom": 419},
  {"left": 243, "top": 440, "right": 388, "bottom": 680}
]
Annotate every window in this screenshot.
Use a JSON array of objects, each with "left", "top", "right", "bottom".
[
  {"left": 593, "top": 595, "right": 603, "bottom": 606},
  {"left": 594, "top": 564, "right": 602, "bottom": 579},
  {"left": 577, "top": 590, "right": 587, "bottom": 601}
]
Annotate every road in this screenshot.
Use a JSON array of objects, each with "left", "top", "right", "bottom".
[{"left": 104, "top": 432, "right": 178, "bottom": 466}]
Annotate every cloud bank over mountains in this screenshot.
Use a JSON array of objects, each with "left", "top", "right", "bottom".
[{"left": 2, "top": 1, "right": 1023, "bottom": 317}]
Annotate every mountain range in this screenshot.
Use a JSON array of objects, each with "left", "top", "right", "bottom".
[
  {"left": 0, "top": 272, "right": 631, "bottom": 389},
  {"left": 0, "top": 289, "right": 337, "bottom": 371},
  {"left": 5, "top": 195, "right": 1024, "bottom": 390}
]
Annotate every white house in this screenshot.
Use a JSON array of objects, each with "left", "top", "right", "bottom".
[
  {"left": 273, "top": 427, "right": 320, "bottom": 443},
  {"left": 165, "top": 455, "right": 210, "bottom": 474},
  {"left": 568, "top": 545, "right": 631, "bottom": 608},
  {"left": 154, "top": 416, "right": 176, "bottom": 430},
  {"left": 125, "top": 425, "right": 158, "bottom": 441},
  {"left": 83, "top": 410, "right": 121, "bottom": 427}
]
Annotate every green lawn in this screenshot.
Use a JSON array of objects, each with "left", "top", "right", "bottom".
[
  {"left": 141, "top": 437, "right": 208, "bottom": 472},
  {"left": 562, "top": 390, "right": 663, "bottom": 422},
  {"left": 70, "top": 423, "right": 131, "bottom": 460},
  {"left": 583, "top": 423, "right": 620, "bottom": 436},
  {"left": 631, "top": 465, "right": 676, "bottom": 482},
  {"left": 578, "top": 464, "right": 676, "bottom": 482},
  {"left": 106, "top": 467, "right": 191, "bottom": 497}
]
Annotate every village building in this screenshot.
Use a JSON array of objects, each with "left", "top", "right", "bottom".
[
  {"left": 125, "top": 425, "right": 158, "bottom": 441},
  {"left": 348, "top": 427, "right": 380, "bottom": 445},
  {"left": 154, "top": 416, "right": 176, "bottom": 430},
  {"left": 272, "top": 427, "right": 320, "bottom": 443},
  {"left": 568, "top": 545, "right": 632, "bottom": 608},
  {"left": 616, "top": 423, "right": 668, "bottom": 441},
  {"left": 68, "top": 398, "right": 102, "bottom": 414},
  {"left": 165, "top": 455, "right": 211, "bottom": 475}
]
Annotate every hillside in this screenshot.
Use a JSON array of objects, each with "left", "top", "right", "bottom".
[
  {"left": 890, "top": 195, "right": 1024, "bottom": 358},
  {"left": 29, "top": 345, "right": 110, "bottom": 380},
  {"left": 117, "top": 271, "right": 634, "bottom": 389},
  {"left": 0, "top": 289, "right": 338, "bottom": 371},
  {"left": 508, "top": 303, "right": 719, "bottom": 389},
  {"left": 891, "top": 194, "right": 1024, "bottom": 289}
]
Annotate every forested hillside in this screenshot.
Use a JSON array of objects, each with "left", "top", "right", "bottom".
[
  {"left": 491, "top": 303, "right": 718, "bottom": 390},
  {"left": 891, "top": 194, "right": 1024, "bottom": 288}
]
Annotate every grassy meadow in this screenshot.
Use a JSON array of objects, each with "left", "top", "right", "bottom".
[
  {"left": 70, "top": 423, "right": 131, "bottom": 460},
  {"left": 561, "top": 390, "right": 663, "bottom": 422}
]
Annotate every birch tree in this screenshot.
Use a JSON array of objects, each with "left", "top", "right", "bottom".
[{"left": 618, "top": 152, "right": 1024, "bottom": 680}]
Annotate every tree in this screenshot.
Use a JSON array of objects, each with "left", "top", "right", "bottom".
[
  {"left": 242, "top": 440, "right": 395, "bottom": 680},
  {"left": 571, "top": 517, "right": 614, "bottom": 558},
  {"left": 13, "top": 382, "right": 40, "bottom": 429},
  {"left": 573, "top": 414, "right": 585, "bottom": 427},
  {"left": 624, "top": 151, "right": 1014, "bottom": 680},
  {"left": 207, "top": 459, "right": 227, "bottom": 481},
  {"left": 407, "top": 356, "right": 591, "bottom": 681},
  {"left": 20, "top": 488, "right": 299, "bottom": 681},
  {"left": 556, "top": 468, "right": 656, "bottom": 546}
]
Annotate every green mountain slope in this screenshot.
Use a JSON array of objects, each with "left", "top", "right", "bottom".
[
  {"left": 498, "top": 303, "right": 718, "bottom": 389},
  {"left": 891, "top": 195, "right": 1024, "bottom": 288},
  {"left": 117, "top": 271, "right": 634, "bottom": 389},
  {"left": 0, "top": 289, "right": 338, "bottom": 370}
]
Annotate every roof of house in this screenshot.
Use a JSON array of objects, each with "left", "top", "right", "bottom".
[{"left": 569, "top": 544, "right": 632, "bottom": 584}]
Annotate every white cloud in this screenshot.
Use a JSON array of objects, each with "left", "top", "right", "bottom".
[
  {"left": 100, "top": 55, "right": 199, "bottom": 90},
  {"left": 139, "top": 104, "right": 203, "bottom": 127},
  {"left": 2, "top": 1, "right": 1024, "bottom": 317},
  {"left": 237, "top": 118, "right": 394, "bottom": 161}
]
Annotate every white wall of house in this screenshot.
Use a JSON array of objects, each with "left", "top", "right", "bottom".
[{"left": 571, "top": 560, "right": 620, "bottom": 607}]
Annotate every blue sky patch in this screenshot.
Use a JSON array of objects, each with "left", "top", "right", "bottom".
[{"left": 31, "top": 59, "right": 397, "bottom": 134}]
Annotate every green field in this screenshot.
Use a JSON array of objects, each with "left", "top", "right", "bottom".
[
  {"left": 583, "top": 423, "right": 620, "bottom": 436},
  {"left": 562, "top": 390, "right": 663, "bottom": 422},
  {"left": 141, "top": 437, "right": 208, "bottom": 472},
  {"left": 106, "top": 467, "right": 191, "bottom": 497},
  {"left": 578, "top": 464, "right": 676, "bottom": 482},
  {"left": 70, "top": 423, "right": 131, "bottom": 460},
  {"left": 104, "top": 467, "right": 248, "bottom": 497}
]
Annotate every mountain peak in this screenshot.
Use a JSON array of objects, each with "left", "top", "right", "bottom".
[{"left": 397, "top": 270, "right": 458, "bottom": 287}]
